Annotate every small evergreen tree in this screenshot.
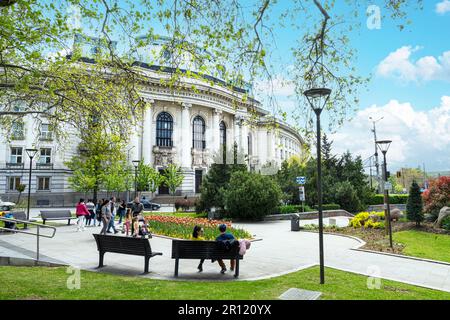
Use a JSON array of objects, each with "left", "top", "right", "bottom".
[{"left": 406, "top": 181, "right": 424, "bottom": 226}]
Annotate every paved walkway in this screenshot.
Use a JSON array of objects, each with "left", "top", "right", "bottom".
[{"left": 0, "top": 220, "right": 449, "bottom": 292}]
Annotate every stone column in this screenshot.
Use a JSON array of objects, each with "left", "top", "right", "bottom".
[
  {"left": 181, "top": 103, "right": 192, "bottom": 168},
  {"left": 212, "top": 109, "right": 222, "bottom": 155},
  {"left": 142, "top": 99, "right": 154, "bottom": 165}
]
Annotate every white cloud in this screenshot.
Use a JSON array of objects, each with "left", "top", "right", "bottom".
[
  {"left": 254, "top": 75, "right": 296, "bottom": 97},
  {"left": 376, "top": 46, "right": 450, "bottom": 83},
  {"left": 331, "top": 97, "right": 450, "bottom": 171},
  {"left": 436, "top": 0, "right": 450, "bottom": 14}
]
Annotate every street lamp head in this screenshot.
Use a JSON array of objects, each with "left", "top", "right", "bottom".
[
  {"left": 132, "top": 160, "right": 141, "bottom": 168},
  {"left": 376, "top": 140, "right": 392, "bottom": 154},
  {"left": 304, "top": 88, "right": 331, "bottom": 116},
  {"left": 25, "top": 148, "right": 38, "bottom": 159}
]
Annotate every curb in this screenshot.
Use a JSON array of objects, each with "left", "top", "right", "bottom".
[
  {"left": 351, "top": 248, "right": 450, "bottom": 267},
  {"left": 0, "top": 256, "right": 67, "bottom": 268}
]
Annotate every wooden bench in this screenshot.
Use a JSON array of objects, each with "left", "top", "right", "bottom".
[
  {"left": 171, "top": 240, "right": 244, "bottom": 278},
  {"left": 93, "top": 234, "right": 163, "bottom": 274},
  {"left": 40, "top": 210, "right": 74, "bottom": 225}
]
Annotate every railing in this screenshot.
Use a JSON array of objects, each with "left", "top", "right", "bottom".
[
  {"left": 0, "top": 217, "right": 56, "bottom": 261},
  {"left": 36, "top": 163, "right": 54, "bottom": 170}
]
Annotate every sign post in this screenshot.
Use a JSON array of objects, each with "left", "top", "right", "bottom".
[{"left": 297, "top": 177, "right": 306, "bottom": 212}]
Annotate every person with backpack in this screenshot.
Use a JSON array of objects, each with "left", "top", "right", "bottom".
[{"left": 216, "top": 224, "right": 236, "bottom": 274}]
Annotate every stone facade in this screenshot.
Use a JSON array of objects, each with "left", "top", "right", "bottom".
[{"left": 0, "top": 65, "right": 304, "bottom": 206}]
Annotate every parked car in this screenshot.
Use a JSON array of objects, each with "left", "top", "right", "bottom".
[{"left": 127, "top": 199, "right": 160, "bottom": 211}]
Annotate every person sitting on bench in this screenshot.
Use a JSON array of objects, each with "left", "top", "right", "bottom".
[
  {"left": 191, "top": 225, "right": 205, "bottom": 272},
  {"left": 216, "top": 224, "right": 236, "bottom": 274}
]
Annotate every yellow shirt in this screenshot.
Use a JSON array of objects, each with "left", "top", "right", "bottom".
[{"left": 191, "top": 236, "right": 205, "bottom": 241}]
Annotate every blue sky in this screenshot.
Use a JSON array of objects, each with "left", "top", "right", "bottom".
[{"left": 252, "top": 1, "right": 450, "bottom": 173}]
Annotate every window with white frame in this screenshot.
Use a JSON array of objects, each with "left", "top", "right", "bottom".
[
  {"left": 10, "top": 147, "right": 23, "bottom": 164},
  {"left": 8, "top": 177, "right": 21, "bottom": 191},
  {"left": 39, "top": 148, "right": 52, "bottom": 164},
  {"left": 40, "top": 124, "right": 53, "bottom": 140},
  {"left": 37, "top": 177, "right": 51, "bottom": 191}
]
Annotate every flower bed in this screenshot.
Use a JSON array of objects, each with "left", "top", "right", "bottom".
[
  {"left": 144, "top": 215, "right": 252, "bottom": 240},
  {"left": 349, "top": 211, "right": 385, "bottom": 229}
]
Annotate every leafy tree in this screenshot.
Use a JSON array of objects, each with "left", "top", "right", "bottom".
[
  {"left": 406, "top": 181, "right": 424, "bottom": 227},
  {"left": 101, "top": 162, "right": 132, "bottom": 198},
  {"left": 65, "top": 130, "right": 127, "bottom": 203},
  {"left": 163, "top": 164, "right": 184, "bottom": 197},
  {"left": 223, "top": 171, "right": 282, "bottom": 221},
  {"left": 15, "top": 183, "right": 26, "bottom": 204},
  {"left": 0, "top": 0, "right": 422, "bottom": 142},
  {"left": 135, "top": 163, "right": 165, "bottom": 197}
]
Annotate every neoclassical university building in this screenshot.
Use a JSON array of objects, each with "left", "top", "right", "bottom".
[{"left": 0, "top": 36, "right": 304, "bottom": 206}]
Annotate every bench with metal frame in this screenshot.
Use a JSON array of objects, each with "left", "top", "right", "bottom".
[
  {"left": 93, "top": 234, "right": 163, "bottom": 274},
  {"left": 40, "top": 210, "right": 74, "bottom": 225},
  {"left": 171, "top": 239, "right": 244, "bottom": 278},
  {"left": 9, "top": 211, "right": 37, "bottom": 229}
]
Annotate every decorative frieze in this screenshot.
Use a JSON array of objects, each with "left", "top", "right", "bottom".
[{"left": 153, "top": 146, "right": 177, "bottom": 167}]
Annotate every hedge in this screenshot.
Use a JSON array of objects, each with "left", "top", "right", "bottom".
[
  {"left": 368, "top": 194, "right": 409, "bottom": 205},
  {"left": 276, "top": 204, "right": 313, "bottom": 214},
  {"left": 314, "top": 203, "right": 341, "bottom": 211}
]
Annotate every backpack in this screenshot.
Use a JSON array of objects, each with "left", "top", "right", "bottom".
[{"left": 217, "top": 239, "right": 239, "bottom": 252}]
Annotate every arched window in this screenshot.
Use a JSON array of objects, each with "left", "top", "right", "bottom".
[
  {"left": 248, "top": 133, "right": 253, "bottom": 156},
  {"left": 156, "top": 112, "right": 173, "bottom": 147},
  {"left": 193, "top": 116, "right": 206, "bottom": 150},
  {"left": 219, "top": 121, "right": 227, "bottom": 148}
]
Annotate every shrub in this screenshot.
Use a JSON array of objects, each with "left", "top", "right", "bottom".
[
  {"left": 422, "top": 176, "right": 450, "bottom": 220},
  {"left": 368, "top": 194, "right": 409, "bottom": 205},
  {"left": 442, "top": 216, "right": 450, "bottom": 231},
  {"left": 175, "top": 199, "right": 196, "bottom": 212},
  {"left": 314, "top": 203, "right": 341, "bottom": 211},
  {"left": 277, "top": 204, "right": 313, "bottom": 214},
  {"left": 349, "top": 211, "right": 384, "bottom": 229},
  {"left": 333, "top": 181, "right": 361, "bottom": 213},
  {"left": 223, "top": 171, "right": 282, "bottom": 220},
  {"left": 406, "top": 181, "right": 424, "bottom": 226}
]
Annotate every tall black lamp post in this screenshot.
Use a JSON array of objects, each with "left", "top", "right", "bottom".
[
  {"left": 132, "top": 160, "right": 141, "bottom": 199},
  {"left": 25, "top": 148, "right": 38, "bottom": 229},
  {"left": 304, "top": 87, "right": 331, "bottom": 285},
  {"left": 376, "top": 140, "right": 393, "bottom": 248}
]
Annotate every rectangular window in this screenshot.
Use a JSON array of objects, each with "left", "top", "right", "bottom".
[
  {"left": 10, "top": 147, "right": 23, "bottom": 164},
  {"left": 38, "top": 177, "right": 50, "bottom": 191},
  {"left": 39, "top": 148, "right": 52, "bottom": 164},
  {"left": 40, "top": 124, "right": 53, "bottom": 140},
  {"left": 8, "top": 177, "right": 21, "bottom": 191},
  {"left": 11, "top": 122, "right": 24, "bottom": 140}
]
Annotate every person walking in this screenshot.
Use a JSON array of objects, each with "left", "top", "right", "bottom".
[
  {"left": 85, "top": 199, "right": 95, "bottom": 227},
  {"left": 107, "top": 197, "right": 118, "bottom": 234},
  {"left": 95, "top": 199, "right": 103, "bottom": 227},
  {"left": 100, "top": 199, "right": 111, "bottom": 235},
  {"left": 131, "top": 196, "right": 144, "bottom": 235},
  {"left": 75, "top": 199, "right": 90, "bottom": 232},
  {"left": 117, "top": 199, "right": 127, "bottom": 225}
]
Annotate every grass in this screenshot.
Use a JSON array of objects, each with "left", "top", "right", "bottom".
[
  {"left": 393, "top": 230, "right": 450, "bottom": 263},
  {"left": 0, "top": 266, "right": 449, "bottom": 300},
  {"left": 144, "top": 211, "right": 208, "bottom": 218}
]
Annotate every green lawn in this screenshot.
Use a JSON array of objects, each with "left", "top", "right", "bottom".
[
  {"left": 393, "top": 230, "right": 450, "bottom": 263},
  {"left": 0, "top": 266, "right": 449, "bottom": 300}
]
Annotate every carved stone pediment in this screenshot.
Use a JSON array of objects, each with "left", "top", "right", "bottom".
[
  {"left": 153, "top": 146, "right": 177, "bottom": 166},
  {"left": 191, "top": 148, "right": 210, "bottom": 167}
]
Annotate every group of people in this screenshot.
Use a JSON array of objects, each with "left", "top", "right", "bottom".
[
  {"left": 76, "top": 198, "right": 250, "bottom": 274},
  {"left": 75, "top": 197, "right": 149, "bottom": 237},
  {"left": 191, "top": 223, "right": 251, "bottom": 274}
]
